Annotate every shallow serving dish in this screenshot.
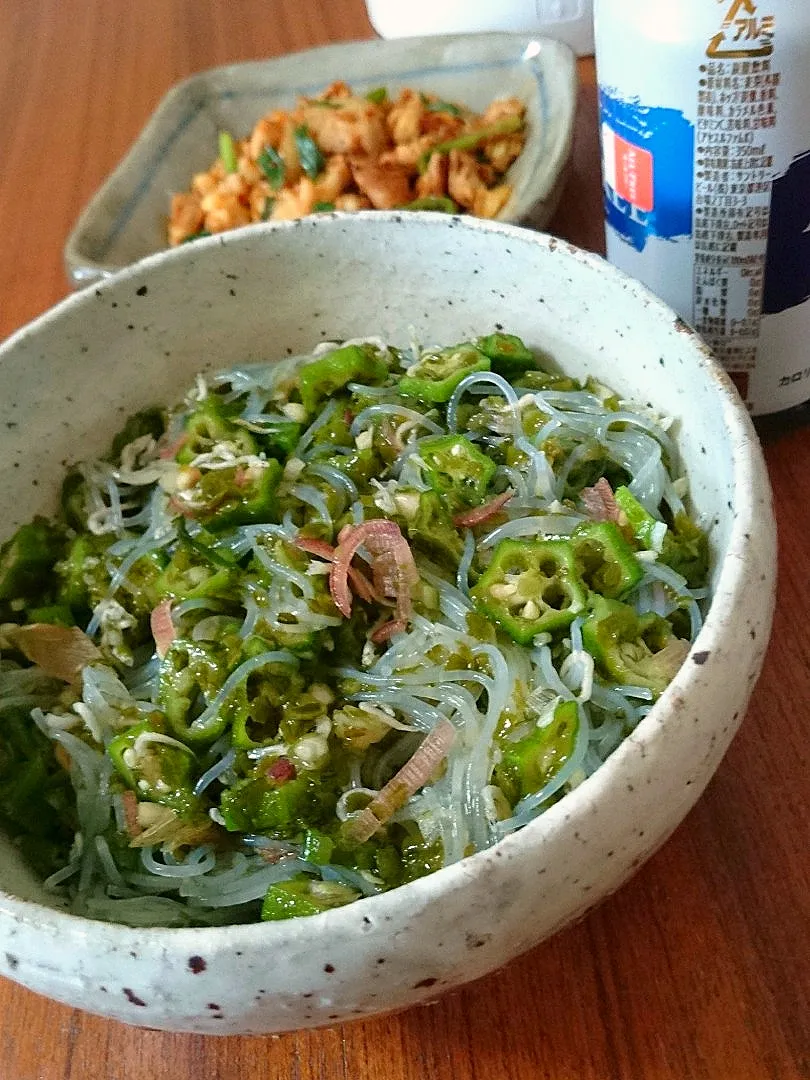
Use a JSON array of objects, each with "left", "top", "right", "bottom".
[
  {"left": 1, "top": 213, "right": 775, "bottom": 1033},
  {"left": 63, "top": 33, "right": 576, "bottom": 288}
]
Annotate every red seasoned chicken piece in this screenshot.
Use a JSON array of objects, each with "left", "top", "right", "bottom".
[
  {"left": 349, "top": 156, "right": 412, "bottom": 209},
  {"left": 301, "top": 96, "right": 389, "bottom": 157}
]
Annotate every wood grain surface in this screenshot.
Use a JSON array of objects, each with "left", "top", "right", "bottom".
[{"left": 0, "top": 2, "right": 807, "bottom": 1077}]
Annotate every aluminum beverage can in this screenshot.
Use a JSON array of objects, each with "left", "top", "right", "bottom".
[{"left": 594, "top": 0, "right": 810, "bottom": 416}]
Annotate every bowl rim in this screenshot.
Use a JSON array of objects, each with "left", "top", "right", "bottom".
[
  {"left": 62, "top": 31, "right": 576, "bottom": 286},
  {"left": 0, "top": 212, "right": 775, "bottom": 949}
]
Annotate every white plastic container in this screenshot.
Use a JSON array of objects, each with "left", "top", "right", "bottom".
[
  {"left": 594, "top": 0, "right": 810, "bottom": 417},
  {"left": 365, "top": 0, "right": 595, "bottom": 58}
]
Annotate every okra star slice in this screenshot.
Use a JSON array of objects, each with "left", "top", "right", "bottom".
[
  {"left": 582, "top": 596, "right": 691, "bottom": 698},
  {"left": 494, "top": 700, "right": 579, "bottom": 805},
  {"left": 418, "top": 434, "right": 496, "bottom": 506},
  {"left": 0, "top": 518, "right": 65, "bottom": 603},
  {"left": 158, "top": 639, "right": 239, "bottom": 744},
  {"left": 297, "top": 344, "right": 389, "bottom": 414},
  {"left": 192, "top": 460, "right": 283, "bottom": 532},
  {"left": 399, "top": 343, "right": 491, "bottom": 403},
  {"left": 177, "top": 394, "right": 257, "bottom": 464},
  {"left": 471, "top": 538, "right": 588, "bottom": 645},
  {"left": 261, "top": 876, "right": 359, "bottom": 920},
  {"left": 613, "top": 484, "right": 666, "bottom": 550},
  {"left": 571, "top": 521, "right": 644, "bottom": 599},
  {"left": 108, "top": 719, "right": 199, "bottom": 815},
  {"left": 474, "top": 332, "right": 537, "bottom": 378}
]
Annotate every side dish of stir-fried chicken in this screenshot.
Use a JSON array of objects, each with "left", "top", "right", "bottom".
[{"left": 168, "top": 81, "right": 527, "bottom": 244}]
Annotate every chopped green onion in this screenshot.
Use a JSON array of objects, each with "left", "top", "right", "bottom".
[
  {"left": 180, "top": 230, "right": 212, "bottom": 244},
  {"left": 218, "top": 131, "right": 239, "bottom": 174},
  {"left": 294, "top": 125, "right": 325, "bottom": 180},
  {"left": 401, "top": 196, "right": 458, "bottom": 214},
  {"left": 417, "top": 115, "right": 524, "bottom": 173},
  {"left": 423, "top": 97, "right": 463, "bottom": 117},
  {"left": 257, "top": 145, "right": 285, "bottom": 190}
]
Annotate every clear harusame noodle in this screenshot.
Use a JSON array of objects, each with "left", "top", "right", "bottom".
[
  {"left": 0, "top": 332, "right": 710, "bottom": 927},
  {"left": 168, "top": 82, "right": 527, "bottom": 244}
]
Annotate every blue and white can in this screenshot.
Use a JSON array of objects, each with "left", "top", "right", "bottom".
[{"left": 595, "top": 0, "right": 810, "bottom": 416}]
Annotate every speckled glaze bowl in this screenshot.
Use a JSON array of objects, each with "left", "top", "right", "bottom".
[{"left": 0, "top": 214, "right": 776, "bottom": 1033}]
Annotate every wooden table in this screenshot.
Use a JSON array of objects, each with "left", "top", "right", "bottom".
[{"left": 0, "top": 2, "right": 807, "bottom": 1077}]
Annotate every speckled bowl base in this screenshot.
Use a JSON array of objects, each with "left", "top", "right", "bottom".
[{"left": 0, "top": 214, "right": 776, "bottom": 1033}]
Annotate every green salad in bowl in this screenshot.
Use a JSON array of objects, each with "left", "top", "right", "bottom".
[{"left": 0, "top": 331, "right": 709, "bottom": 928}]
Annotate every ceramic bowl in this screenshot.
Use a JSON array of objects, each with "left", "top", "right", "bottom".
[
  {"left": 0, "top": 214, "right": 776, "bottom": 1033},
  {"left": 63, "top": 33, "right": 576, "bottom": 288}
]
